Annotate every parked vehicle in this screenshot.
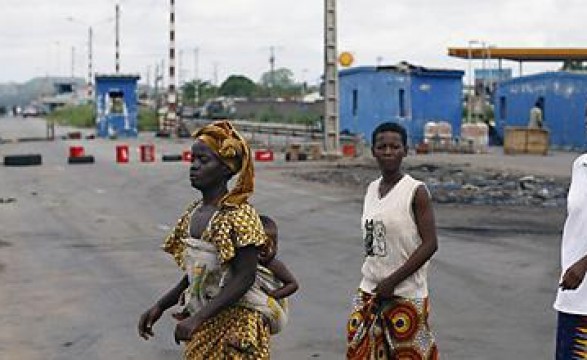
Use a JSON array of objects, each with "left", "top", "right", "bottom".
[{"left": 22, "top": 106, "right": 39, "bottom": 118}]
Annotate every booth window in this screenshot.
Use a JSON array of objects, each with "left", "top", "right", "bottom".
[
  {"left": 352, "top": 89, "right": 358, "bottom": 116},
  {"left": 109, "top": 91, "right": 125, "bottom": 114},
  {"left": 499, "top": 96, "right": 507, "bottom": 120},
  {"left": 399, "top": 89, "right": 406, "bottom": 117}
]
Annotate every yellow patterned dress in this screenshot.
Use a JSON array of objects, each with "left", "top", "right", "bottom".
[{"left": 162, "top": 200, "right": 272, "bottom": 360}]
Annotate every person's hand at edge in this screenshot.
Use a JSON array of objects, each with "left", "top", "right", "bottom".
[
  {"left": 138, "top": 304, "right": 163, "bottom": 340},
  {"left": 174, "top": 314, "right": 205, "bottom": 344},
  {"left": 560, "top": 258, "right": 587, "bottom": 290}
]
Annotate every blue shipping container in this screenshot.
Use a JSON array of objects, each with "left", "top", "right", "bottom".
[
  {"left": 493, "top": 71, "right": 587, "bottom": 149},
  {"left": 339, "top": 63, "right": 464, "bottom": 145}
]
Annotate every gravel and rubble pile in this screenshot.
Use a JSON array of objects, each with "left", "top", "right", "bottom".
[{"left": 288, "top": 162, "right": 570, "bottom": 207}]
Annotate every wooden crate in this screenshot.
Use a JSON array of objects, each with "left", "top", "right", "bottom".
[
  {"left": 504, "top": 127, "right": 528, "bottom": 154},
  {"left": 286, "top": 143, "right": 302, "bottom": 161},
  {"left": 504, "top": 127, "right": 549, "bottom": 155},
  {"left": 307, "top": 143, "right": 323, "bottom": 160},
  {"left": 526, "top": 128, "right": 549, "bottom": 155}
]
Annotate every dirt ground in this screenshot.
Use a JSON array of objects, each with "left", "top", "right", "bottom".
[
  {"left": 271, "top": 149, "right": 572, "bottom": 358},
  {"left": 278, "top": 148, "right": 573, "bottom": 273}
]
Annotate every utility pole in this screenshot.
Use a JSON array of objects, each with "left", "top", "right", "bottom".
[
  {"left": 54, "top": 41, "right": 61, "bottom": 77},
  {"left": 467, "top": 40, "right": 480, "bottom": 123},
  {"left": 164, "top": 0, "right": 178, "bottom": 135},
  {"left": 179, "top": 49, "right": 184, "bottom": 87},
  {"left": 146, "top": 65, "right": 151, "bottom": 98},
  {"left": 71, "top": 46, "right": 75, "bottom": 79},
  {"left": 154, "top": 62, "right": 160, "bottom": 109},
  {"left": 213, "top": 62, "right": 218, "bottom": 87},
  {"left": 115, "top": 3, "right": 120, "bottom": 73},
  {"left": 193, "top": 47, "right": 199, "bottom": 105},
  {"left": 88, "top": 26, "right": 94, "bottom": 97},
  {"left": 324, "top": 0, "right": 340, "bottom": 156},
  {"left": 66, "top": 17, "right": 96, "bottom": 97},
  {"left": 269, "top": 46, "right": 275, "bottom": 98}
]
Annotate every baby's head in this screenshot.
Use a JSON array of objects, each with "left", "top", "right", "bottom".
[{"left": 259, "top": 215, "right": 278, "bottom": 264}]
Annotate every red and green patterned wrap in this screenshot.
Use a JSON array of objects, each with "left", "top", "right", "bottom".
[{"left": 347, "top": 290, "right": 438, "bottom": 360}]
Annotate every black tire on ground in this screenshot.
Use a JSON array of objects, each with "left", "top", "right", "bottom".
[
  {"left": 155, "top": 131, "right": 171, "bottom": 138},
  {"left": 67, "top": 155, "right": 95, "bottom": 164},
  {"left": 67, "top": 132, "right": 82, "bottom": 140},
  {"left": 4, "top": 154, "right": 42, "bottom": 166},
  {"left": 162, "top": 154, "right": 183, "bottom": 162}
]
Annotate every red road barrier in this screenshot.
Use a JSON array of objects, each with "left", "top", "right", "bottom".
[
  {"left": 342, "top": 143, "right": 356, "bottom": 157},
  {"left": 116, "top": 145, "right": 129, "bottom": 163},
  {"left": 182, "top": 150, "right": 192, "bottom": 162},
  {"left": 255, "top": 149, "right": 274, "bottom": 162},
  {"left": 140, "top": 144, "right": 155, "bottom": 163},
  {"left": 69, "top": 146, "right": 85, "bottom": 158}
]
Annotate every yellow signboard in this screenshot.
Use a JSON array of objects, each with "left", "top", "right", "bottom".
[{"left": 338, "top": 51, "right": 354, "bottom": 67}]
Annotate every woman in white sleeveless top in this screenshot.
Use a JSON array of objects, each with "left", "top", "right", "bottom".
[{"left": 347, "top": 122, "right": 439, "bottom": 359}]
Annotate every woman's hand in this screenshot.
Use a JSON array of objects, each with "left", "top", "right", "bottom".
[
  {"left": 560, "top": 259, "right": 587, "bottom": 290},
  {"left": 174, "top": 315, "right": 204, "bottom": 344},
  {"left": 138, "top": 305, "right": 163, "bottom": 340},
  {"left": 373, "top": 277, "right": 397, "bottom": 300}
]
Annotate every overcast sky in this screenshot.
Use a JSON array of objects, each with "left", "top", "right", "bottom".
[{"left": 2, "top": 0, "right": 586, "bottom": 85}]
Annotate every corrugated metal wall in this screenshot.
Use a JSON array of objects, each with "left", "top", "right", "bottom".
[
  {"left": 494, "top": 72, "right": 587, "bottom": 149},
  {"left": 339, "top": 67, "right": 463, "bottom": 145}
]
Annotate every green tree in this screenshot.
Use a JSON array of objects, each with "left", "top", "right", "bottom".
[
  {"left": 259, "top": 68, "right": 295, "bottom": 89},
  {"left": 181, "top": 80, "right": 218, "bottom": 106},
  {"left": 218, "top": 75, "right": 257, "bottom": 97},
  {"left": 258, "top": 68, "right": 306, "bottom": 98}
]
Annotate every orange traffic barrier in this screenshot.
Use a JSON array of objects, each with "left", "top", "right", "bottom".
[
  {"left": 116, "top": 145, "right": 129, "bottom": 163},
  {"left": 140, "top": 144, "right": 155, "bottom": 163}
]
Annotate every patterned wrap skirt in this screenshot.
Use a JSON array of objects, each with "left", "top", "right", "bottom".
[
  {"left": 556, "top": 311, "right": 587, "bottom": 359},
  {"left": 184, "top": 306, "right": 270, "bottom": 360},
  {"left": 347, "top": 290, "right": 438, "bottom": 360}
]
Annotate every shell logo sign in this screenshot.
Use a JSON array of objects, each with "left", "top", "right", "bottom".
[{"left": 338, "top": 51, "right": 354, "bottom": 67}]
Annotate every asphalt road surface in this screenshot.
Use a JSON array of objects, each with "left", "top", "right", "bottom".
[{"left": 0, "top": 117, "right": 567, "bottom": 359}]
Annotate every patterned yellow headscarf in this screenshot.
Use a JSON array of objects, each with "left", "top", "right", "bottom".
[{"left": 192, "top": 120, "right": 254, "bottom": 206}]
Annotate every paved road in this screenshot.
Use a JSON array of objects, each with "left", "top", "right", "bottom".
[{"left": 0, "top": 117, "right": 567, "bottom": 359}]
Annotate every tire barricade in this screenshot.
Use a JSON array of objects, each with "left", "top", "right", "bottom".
[
  {"left": 162, "top": 154, "right": 183, "bottom": 162},
  {"left": 68, "top": 146, "right": 95, "bottom": 165},
  {"left": 3, "top": 144, "right": 276, "bottom": 167},
  {"left": 3, "top": 154, "right": 43, "bottom": 166}
]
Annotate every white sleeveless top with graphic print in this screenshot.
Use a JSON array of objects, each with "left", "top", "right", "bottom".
[{"left": 359, "top": 174, "right": 430, "bottom": 298}]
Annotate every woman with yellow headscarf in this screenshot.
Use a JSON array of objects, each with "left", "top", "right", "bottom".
[{"left": 138, "top": 120, "right": 286, "bottom": 359}]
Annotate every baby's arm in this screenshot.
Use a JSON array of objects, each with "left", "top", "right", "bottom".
[{"left": 265, "top": 258, "right": 299, "bottom": 299}]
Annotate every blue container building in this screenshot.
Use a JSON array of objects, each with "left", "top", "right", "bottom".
[
  {"left": 338, "top": 63, "right": 464, "bottom": 145},
  {"left": 493, "top": 71, "right": 587, "bottom": 149},
  {"left": 95, "top": 74, "right": 140, "bottom": 138}
]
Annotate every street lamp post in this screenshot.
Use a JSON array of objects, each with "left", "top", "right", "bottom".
[
  {"left": 67, "top": 16, "right": 112, "bottom": 98},
  {"left": 485, "top": 44, "right": 496, "bottom": 102},
  {"left": 88, "top": 26, "right": 93, "bottom": 96},
  {"left": 66, "top": 17, "right": 94, "bottom": 97},
  {"left": 467, "top": 40, "right": 480, "bottom": 123}
]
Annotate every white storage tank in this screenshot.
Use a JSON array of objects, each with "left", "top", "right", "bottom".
[
  {"left": 460, "top": 122, "right": 489, "bottom": 153},
  {"left": 423, "top": 121, "right": 437, "bottom": 144},
  {"left": 436, "top": 121, "right": 453, "bottom": 147}
]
